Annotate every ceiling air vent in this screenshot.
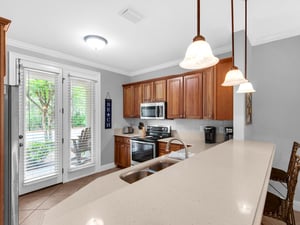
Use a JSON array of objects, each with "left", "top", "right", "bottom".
[{"left": 119, "top": 8, "right": 143, "bottom": 24}]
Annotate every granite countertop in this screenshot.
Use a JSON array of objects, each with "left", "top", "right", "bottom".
[{"left": 42, "top": 140, "right": 275, "bottom": 225}]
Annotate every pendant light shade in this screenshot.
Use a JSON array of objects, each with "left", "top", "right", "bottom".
[
  {"left": 237, "top": 81, "right": 256, "bottom": 93},
  {"left": 180, "top": 0, "right": 219, "bottom": 70},
  {"left": 222, "top": 0, "right": 247, "bottom": 86},
  {"left": 180, "top": 37, "right": 219, "bottom": 70},
  {"left": 222, "top": 67, "right": 248, "bottom": 86}
]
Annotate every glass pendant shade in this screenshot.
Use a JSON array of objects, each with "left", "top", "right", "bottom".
[
  {"left": 237, "top": 81, "right": 256, "bottom": 93},
  {"left": 222, "top": 67, "right": 248, "bottom": 86},
  {"left": 180, "top": 39, "right": 219, "bottom": 70},
  {"left": 84, "top": 35, "right": 108, "bottom": 50}
]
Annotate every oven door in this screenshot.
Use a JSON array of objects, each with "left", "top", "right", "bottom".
[{"left": 130, "top": 140, "right": 156, "bottom": 165}]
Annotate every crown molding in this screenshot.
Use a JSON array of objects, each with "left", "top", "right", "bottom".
[
  {"left": 7, "top": 38, "right": 233, "bottom": 77},
  {"left": 7, "top": 38, "right": 129, "bottom": 75},
  {"left": 249, "top": 29, "right": 300, "bottom": 46},
  {"left": 129, "top": 44, "right": 232, "bottom": 76}
]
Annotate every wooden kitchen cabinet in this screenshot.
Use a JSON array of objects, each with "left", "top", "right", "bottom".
[
  {"left": 184, "top": 73, "right": 203, "bottom": 119},
  {"left": 0, "top": 17, "right": 10, "bottom": 225},
  {"left": 122, "top": 57, "right": 233, "bottom": 121},
  {"left": 114, "top": 136, "right": 131, "bottom": 168},
  {"left": 123, "top": 83, "right": 142, "bottom": 118},
  {"left": 202, "top": 58, "right": 233, "bottom": 120},
  {"left": 166, "top": 76, "right": 183, "bottom": 118},
  {"left": 214, "top": 58, "right": 233, "bottom": 120},
  {"left": 167, "top": 73, "right": 203, "bottom": 119},
  {"left": 142, "top": 79, "right": 166, "bottom": 102},
  {"left": 158, "top": 142, "right": 184, "bottom": 156},
  {"left": 202, "top": 67, "right": 215, "bottom": 119}
]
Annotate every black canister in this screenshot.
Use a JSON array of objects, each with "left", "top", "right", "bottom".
[{"left": 204, "top": 126, "right": 216, "bottom": 143}]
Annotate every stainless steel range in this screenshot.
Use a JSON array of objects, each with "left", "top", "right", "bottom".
[{"left": 130, "top": 125, "right": 171, "bottom": 165}]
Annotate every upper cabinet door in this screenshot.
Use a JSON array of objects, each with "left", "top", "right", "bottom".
[
  {"left": 142, "top": 82, "right": 152, "bottom": 102},
  {"left": 202, "top": 67, "right": 215, "bottom": 120},
  {"left": 167, "top": 76, "right": 183, "bottom": 119},
  {"left": 133, "top": 84, "right": 142, "bottom": 117},
  {"left": 184, "top": 73, "right": 203, "bottom": 119},
  {"left": 123, "top": 84, "right": 142, "bottom": 118},
  {"left": 142, "top": 79, "right": 166, "bottom": 102},
  {"left": 123, "top": 85, "right": 134, "bottom": 118},
  {"left": 215, "top": 58, "right": 233, "bottom": 120},
  {"left": 153, "top": 79, "right": 166, "bottom": 102}
]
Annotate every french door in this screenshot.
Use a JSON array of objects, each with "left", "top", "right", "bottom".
[
  {"left": 18, "top": 58, "right": 99, "bottom": 194},
  {"left": 19, "top": 60, "right": 63, "bottom": 195}
]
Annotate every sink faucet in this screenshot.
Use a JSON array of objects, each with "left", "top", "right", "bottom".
[{"left": 166, "top": 138, "right": 189, "bottom": 159}]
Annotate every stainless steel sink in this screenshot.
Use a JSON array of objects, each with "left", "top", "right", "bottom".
[
  {"left": 120, "top": 158, "right": 179, "bottom": 184},
  {"left": 148, "top": 160, "right": 177, "bottom": 172},
  {"left": 120, "top": 169, "right": 154, "bottom": 184}
]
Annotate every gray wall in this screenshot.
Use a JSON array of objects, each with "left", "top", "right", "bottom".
[
  {"left": 245, "top": 35, "right": 300, "bottom": 201},
  {"left": 101, "top": 71, "right": 129, "bottom": 164}
]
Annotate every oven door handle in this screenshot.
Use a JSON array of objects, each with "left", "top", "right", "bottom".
[{"left": 130, "top": 140, "right": 156, "bottom": 145}]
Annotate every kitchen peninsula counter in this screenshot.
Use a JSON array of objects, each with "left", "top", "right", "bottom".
[{"left": 43, "top": 140, "right": 275, "bottom": 225}]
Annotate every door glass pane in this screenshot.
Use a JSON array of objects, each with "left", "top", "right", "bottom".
[
  {"left": 22, "top": 70, "right": 60, "bottom": 184},
  {"left": 69, "top": 78, "right": 95, "bottom": 169}
]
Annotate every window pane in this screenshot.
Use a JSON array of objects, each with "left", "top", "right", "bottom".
[
  {"left": 22, "top": 70, "right": 60, "bottom": 183},
  {"left": 69, "top": 78, "right": 95, "bottom": 168}
]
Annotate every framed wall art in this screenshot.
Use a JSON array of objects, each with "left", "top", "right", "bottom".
[
  {"left": 245, "top": 92, "right": 252, "bottom": 125},
  {"left": 105, "top": 92, "right": 112, "bottom": 129}
]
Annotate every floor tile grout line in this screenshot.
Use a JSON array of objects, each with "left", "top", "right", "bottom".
[
  {"left": 19, "top": 209, "right": 35, "bottom": 225},
  {"left": 19, "top": 168, "right": 121, "bottom": 225}
]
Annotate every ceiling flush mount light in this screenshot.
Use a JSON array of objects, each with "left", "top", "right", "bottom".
[
  {"left": 179, "top": 0, "right": 219, "bottom": 70},
  {"left": 84, "top": 35, "right": 108, "bottom": 50},
  {"left": 222, "top": 0, "right": 247, "bottom": 86},
  {"left": 237, "top": 0, "right": 256, "bottom": 93}
]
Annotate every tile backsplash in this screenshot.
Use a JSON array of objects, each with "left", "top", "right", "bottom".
[{"left": 124, "top": 118, "right": 233, "bottom": 144}]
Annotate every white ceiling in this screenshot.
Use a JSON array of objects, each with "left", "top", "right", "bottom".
[{"left": 1, "top": 0, "right": 300, "bottom": 76}]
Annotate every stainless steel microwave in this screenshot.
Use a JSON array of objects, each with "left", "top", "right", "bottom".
[{"left": 140, "top": 102, "right": 165, "bottom": 119}]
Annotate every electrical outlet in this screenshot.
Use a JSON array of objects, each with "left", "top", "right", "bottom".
[
  {"left": 218, "top": 127, "right": 224, "bottom": 133},
  {"left": 200, "top": 125, "right": 204, "bottom": 132}
]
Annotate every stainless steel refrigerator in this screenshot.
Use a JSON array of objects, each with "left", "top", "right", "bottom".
[{"left": 4, "top": 65, "right": 20, "bottom": 225}]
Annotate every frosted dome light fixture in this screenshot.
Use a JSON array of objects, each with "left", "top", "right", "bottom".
[
  {"left": 237, "top": 81, "right": 256, "bottom": 93},
  {"left": 222, "top": 66, "right": 248, "bottom": 86},
  {"left": 84, "top": 35, "right": 108, "bottom": 50}
]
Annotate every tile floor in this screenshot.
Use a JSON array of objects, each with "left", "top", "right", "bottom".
[
  {"left": 19, "top": 167, "right": 120, "bottom": 225},
  {"left": 19, "top": 168, "right": 300, "bottom": 225}
]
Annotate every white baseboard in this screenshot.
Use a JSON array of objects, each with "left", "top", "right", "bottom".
[{"left": 98, "top": 162, "right": 116, "bottom": 172}]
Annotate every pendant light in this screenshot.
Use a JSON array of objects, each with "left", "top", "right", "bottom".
[
  {"left": 222, "top": 0, "right": 247, "bottom": 86},
  {"left": 237, "top": 0, "right": 256, "bottom": 93},
  {"left": 179, "top": 0, "right": 219, "bottom": 70}
]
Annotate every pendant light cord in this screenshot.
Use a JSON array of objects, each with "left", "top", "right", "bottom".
[
  {"left": 245, "top": 0, "right": 248, "bottom": 79},
  {"left": 193, "top": 0, "right": 205, "bottom": 41},
  {"left": 197, "top": 0, "right": 200, "bottom": 36},
  {"left": 231, "top": 0, "right": 235, "bottom": 67}
]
